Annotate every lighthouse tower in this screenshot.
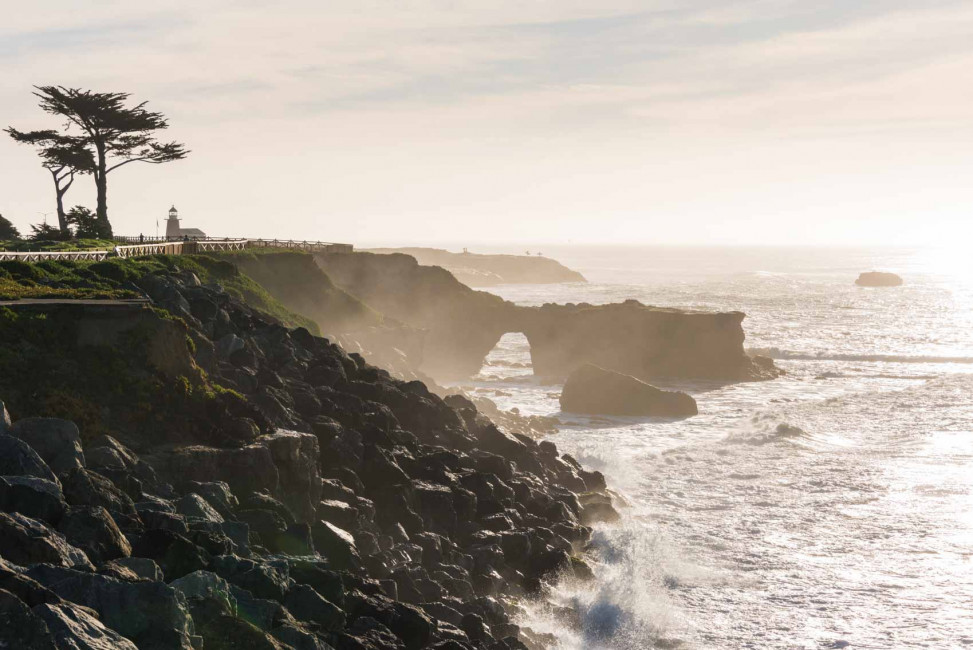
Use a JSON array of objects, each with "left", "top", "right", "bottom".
[{"left": 165, "top": 205, "right": 181, "bottom": 239}]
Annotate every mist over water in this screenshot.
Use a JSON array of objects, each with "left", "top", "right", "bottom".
[{"left": 458, "top": 246, "right": 973, "bottom": 649}]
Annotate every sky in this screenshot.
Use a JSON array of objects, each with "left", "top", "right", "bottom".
[{"left": 2, "top": 0, "right": 973, "bottom": 247}]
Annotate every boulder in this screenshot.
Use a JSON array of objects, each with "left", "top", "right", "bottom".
[
  {"left": 856, "top": 271, "right": 903, "bottom": 287},
  {"left": 0, "top": 588, "right": 58, "bottom": 650},
  {"left": 34, "top": 602, "right": 139, "bottom": 650},
  {"left": 61, "top": 468, "right": 137, "bottom": 516},
  {"left": 283, "top": 583, "right": 346, "bottom": 632},
  {"left": 312, "top": 521, "right": 361, "bottom": 571},
  {"left": 8, "top": 418, "right": 85, "bottom": 477},
  {"left": 0, "top": 476, "right": 67, "bottom": 524},
  {"left": 169, "top": 570, "right": 237, "bottom": 616},
  {"left": 24, "top": 565, "right": 195, "bottom": 650},
  {"left": 559, "top": 364, "right": 698, "bottom": 417},
  {"left": 57, "top": 506, "right": 132, "bottom": 564},
  {"left": 0, "top": 512, "right": 93, "bottom": 570},
  {"left": 0, "top": 435, "right": 59, "bottom": 485}
]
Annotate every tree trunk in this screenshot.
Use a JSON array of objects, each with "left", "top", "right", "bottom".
[
  {"left": 94, "top": 142, "right": 112, "bottom": 237},
  {"left": 50, "top": 169, "right": 70, "bottom": 236}
]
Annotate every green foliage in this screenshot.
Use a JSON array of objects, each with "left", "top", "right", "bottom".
[
  {"left": 65, "top": 206, "right": 100, "bottom": 238},
  {"left": 0, "top": 306, "right": 260, "bottom": 446},
  {"left": 0, "top": 214, "right": 20, "bottom": 240},
  {"left": 30, "top": 222, "right": 70, "bottom": 241}
]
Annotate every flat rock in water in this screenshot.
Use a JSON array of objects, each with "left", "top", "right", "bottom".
[
  {"left": 559, "top": 363, "right": 698, "bottom": 417},
  {"left": 855, "top": 271, "right": 903, "bottom": 287}
]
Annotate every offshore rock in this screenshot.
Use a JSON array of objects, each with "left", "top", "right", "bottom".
[
  {"left": 856, "top": 271, "right": 903, "bottom": 287},
  {"left": 559, "top": 363, "right": 698, "bottom": 417}
]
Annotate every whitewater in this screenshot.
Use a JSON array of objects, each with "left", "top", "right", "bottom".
[{"left": 455, "top": 245, "right": 973, "bottom": 649}]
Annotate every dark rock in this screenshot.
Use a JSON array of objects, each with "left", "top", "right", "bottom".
[
  {"left": 0, "top": 476, "right": 67, "bottom": 524},
  {"left": 61, "top": 468, "right": 137, "bottom": 516},
  {"left": 0, "top": 512, "right": 93, "bottom": 569},
  {"left": 212, "top": 555, "right": 292, "bottom": 602},
  {"left": 8, "top": 418, "right": 85, "bottom": 477},
  {"left": 176, "top": 493, "right": 224, "bottom": 523},
  {"left": 57, "top": 506, "right": 132, "bottom": 564},
  {"left": 318, "top": 499, "right": 359, "bottom": 529},
  {"left": 0, "top": 588, "right": 58, "bottom": 650},
  {"left": 560, "top": 363, "right": 698, "bottom": 417},
  {"left": 25, "top": 565, "right": 195, "bottom": 650},
  {"left": 147, "top": 445, "right": 278, "bottom": 506},
  {"left": 108, "top": 557, "right": 164, "bottom": 581},
  {"left": 0, "top": 435, "right": 59, "bottom": 485},
  {"left": 34, "top": 601, "right": 139, "bottom": 650},
  {"left": 170, "top": 570, "right": 237, "bottom": 615},
  {"left": 284, "top": 583, "right": 346, "bottom": 632},
  {"left": 312, "top": 521, "right": 362, "bottom": 571},
  {"left": 260, "top": 431, "right": 322, "bottom": 522},
  {"left": 131, "top": 529, "right": 210, "bottom": 580}
]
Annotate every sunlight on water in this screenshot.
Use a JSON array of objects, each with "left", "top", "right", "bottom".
[{"left": 466, "top": 246, "right": 973, "bottom": 649}]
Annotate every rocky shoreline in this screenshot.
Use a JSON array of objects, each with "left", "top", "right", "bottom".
[{"left": 0, "top": 261, "right": 618, "bottom": 650}]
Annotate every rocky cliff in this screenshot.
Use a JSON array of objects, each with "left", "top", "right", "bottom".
[
  {"left": 361, "top": 248, "right": 586, "bottom": 287},
  {"left": 0, "top": 259, "right": 616, "bottom": 650},
  {"left": 316, "top": 252, "right": 779, "bottom": 383}
]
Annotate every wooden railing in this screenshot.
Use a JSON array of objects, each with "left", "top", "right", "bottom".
[
  {"left": 0, "top": 238, "right": 352, "bottom": 263},
  {"left": 0, "top": 250, "right": 111, "bottom": 262}
]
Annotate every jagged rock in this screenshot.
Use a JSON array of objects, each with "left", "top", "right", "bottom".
[
  {"left": 856, "top": 271, "right": 903, "bottom": 287},
  {"left": 176, "top": 493, "right": 225, "bottom": 523},
  {"left": 259, "top": 431, "right": 322, "bottom": 523},
  {"left": 271, "top": 623, "right": 335, "bottom": 650},
  {"left": 186, "top": 481, "right": 238, "bottom": 518},
  {"left": 212, "top": 555, "right": 293, "bottom": 602},
  {"left": 8, "top": 418, "right": 85, "bottom": 477},
  {"left": 24, "top": 565, "right": 195, "bottom": 650},
  {"left": 61, "top": 468, "right": 137, "bottom": 516},
  {"left": 170, "top": 570, "right": 237, "bottom": 615},
  {"left": 57, "top": 506, "right": 132, "bottom": 564},
  {"left": 0, "top": 512, "right": 93, "bottom": 569},
  {"left": 560, "top": 363, "right": 698, "bottom": 417},
  {"left": 0, "top": 476, "right": 67, "bottom": 524},
  {"left": 131, "top": 529, "right": 210, "bottom": 580},
  {"left": 284, "top": 583, "right": 345, "bottom": 631},
  {"left": 146, "top": 445, "right": 278, "bottom": 504},
  {"left": 312, "top": 521, "right": 361, "bottom": 571},
  {"left": 34, "top": 601, "right": 139, "bottom": 650},
  {"left": 0, "top": 435, "right": 60, "bottom": 485},
  {"left": 0, "top": 588, "right": 58, "bottom": 650},
  {"left": 0, "top": 400, "right": 10, "bottom": 435}
]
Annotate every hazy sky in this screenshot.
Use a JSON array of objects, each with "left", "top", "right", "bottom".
[{"left": 3, "top": 1, "right": 973, "bottom": 246}]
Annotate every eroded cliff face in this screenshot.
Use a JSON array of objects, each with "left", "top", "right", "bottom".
[
  {"left": 520, "top": 300, "right": 781, "bottom": 382},
  {"left": 315, "top": 252, "right": 779, "bottom": 384},
  {"left": 315, "top": 252, "right": 517, "bottom": 380}
]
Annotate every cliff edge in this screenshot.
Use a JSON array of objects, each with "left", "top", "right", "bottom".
[{"left": 363, "top": 248, "right": 586, "bottom": 287}]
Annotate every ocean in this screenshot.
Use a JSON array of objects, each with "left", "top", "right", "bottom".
[{"left": 452, "top": 245, "right": 973, "bottom": 649}]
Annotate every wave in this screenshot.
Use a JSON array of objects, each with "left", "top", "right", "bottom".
[{"left": 749, "top": 347, "right": 973, "bottom": 364}]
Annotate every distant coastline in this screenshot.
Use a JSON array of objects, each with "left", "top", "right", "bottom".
[{"left": 363, "top": 246, "right": 586, "bottom": 287}]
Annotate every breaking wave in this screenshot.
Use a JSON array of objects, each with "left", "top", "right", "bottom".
[{"left": 749, "top": 347, "right": 973, "bottom": 364}]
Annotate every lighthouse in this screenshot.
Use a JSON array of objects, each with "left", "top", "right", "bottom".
[
  {"left": 165, "top": 205, "right": 181, "bottom": 239},
  {"left": 164, "top": 205, "right": 206, "bottom": 240}
]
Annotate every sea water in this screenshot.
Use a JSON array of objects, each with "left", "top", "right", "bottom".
[{"left": 458, "top": 245, "right": 973, "bottom": 649}]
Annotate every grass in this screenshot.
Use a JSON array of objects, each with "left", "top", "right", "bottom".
[
  {"left": 0, "top": 238, "right": 116, "bottom": 252},
  {"left": 0, "top": 253, "right": 319, "bottom": 333}
]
